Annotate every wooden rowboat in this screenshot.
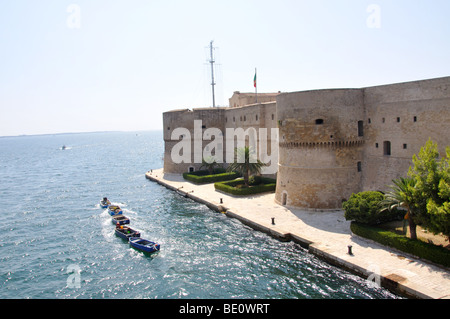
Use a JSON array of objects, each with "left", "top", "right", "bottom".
[{"left": 129, "top": 237, "right": 160, "bottom": 253}]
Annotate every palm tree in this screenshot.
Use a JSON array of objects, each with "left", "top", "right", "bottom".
[
  {"left": 200, "top": 156, "right": 220, "bottom": 174},
  {"left": 227, "top": 147, "right": 265, "bottom": 187},
  {"left": 379, "top": 177, "right": 418, "bottom": 240}
]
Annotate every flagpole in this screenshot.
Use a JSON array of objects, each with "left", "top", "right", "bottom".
[{"left": 254, "top": 68, "right": 257, "bottom": 103}]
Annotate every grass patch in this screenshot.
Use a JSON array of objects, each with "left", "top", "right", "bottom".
[
  {"left": 183, "top": 168, "right": 241, "bottom": 184},
  {"left": 214, "top": 177, "right": 276, "bottom": 196}
]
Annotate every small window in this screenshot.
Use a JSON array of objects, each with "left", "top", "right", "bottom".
[
  {"left": 201, "top": 125, "right": 206, "bottom": 129},
  {"left": 382, "top": 118, "right": 385, "bottom": 123},
  {"left": 315, "top": 119, "right": 324, "bottom": 125},
  {"left": 403, "top": 144, "right": 407, "bottom": 149},
  {"left": 244, "top": 115, "right": 246, "bottom": 121},
  {"left": 189, "top": 167, "right": 195, "bottom": 173},
  {"left": 358, "top": 121, "right": 364, "bottom": 137},
  {"left": 233, "top": 116, "right": 235, "bottom": 122},
  {"left": 272, "top": 114, "right": 275, "bottom": 120},
  {"left": 383, "top": 141, "right": 391, "bottom": 156},
  {"left": 413, "top": 116, "right": 417, "bottom": 122},
  {"left": 368, "top": 118, "right": 371, "bottom": 124},
  {"left": 397, "top": 117, "right": 401, "bottom": 123},
  {"left": 167, "top": 127, "right": 170, "bottom": 130},
  {"left": 375, "top": 143, "right": 379, "bottom": 148},
  {"left": 357, "top": 161, "right": 362, "bottom": 172},
  {"left": 256, "top": 115, "right": 258, "bottom": 121}
]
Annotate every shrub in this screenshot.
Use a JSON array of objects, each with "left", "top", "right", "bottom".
[
  {"left": 214, "top": 177, "right": 276, "bottom": 196},
  {"left": 351, "top": 222, "right": 450, "bottom": 268},
  {"left": 183, "top": 169, "right": 241, "bottom": 184},
  {"left": 343, "top": 191, "right": 403, "bottom": 225}
]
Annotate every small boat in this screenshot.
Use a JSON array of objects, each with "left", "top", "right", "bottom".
[
  {"left": 100, "top": 197, "right": 111, "bottom": 208},
  {"left": 61, "top": 145, "right": 66, "bottom": 150},
  {"left": 108, "top": 205, "right": 123, "bottom": 216},
  {"left": 115, "top": 225, "right": 140, "bottom": 240},
  {"left": 129, "top": 237, "right": 160, "bottom": 253},
  {"left": 112, "top": 214, "right": 130, "bottom": 225}
]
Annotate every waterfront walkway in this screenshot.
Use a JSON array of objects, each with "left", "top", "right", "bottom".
[{"left": 145, "top": 169, "right": 450, "bottom": 299}]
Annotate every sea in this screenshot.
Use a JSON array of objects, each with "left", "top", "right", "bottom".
[{"left": 0, "top": 131, "right": 400, "bottom": 299}]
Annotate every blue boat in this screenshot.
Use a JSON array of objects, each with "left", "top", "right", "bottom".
[
  {"left": 100, "top": 197, "right": 111, "bottom": 208},
  {"left": 115, "top": 225, "right": 140, "bottom": 240},
  {"left": 108, "top": 205, "right": 123, "bottom": 216},
  {"left": 112, "top": 214, "right": 130, "bottom": 225},
  {"left": 129, "top": 237, "right": 160, "bottom": 253}
]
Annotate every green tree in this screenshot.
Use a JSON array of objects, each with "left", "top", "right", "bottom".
[
  {"left": 343, "top": 191, "right": 385, "bottom": 224},
  {"left": 379, "top": 177, "right": 418, "bottom": 239},
  {"left": 408, "top": 139, "right": 450, "bottom": 238},
  {"left": 227, "top": 147, "right": 265, "bottom": 187}
]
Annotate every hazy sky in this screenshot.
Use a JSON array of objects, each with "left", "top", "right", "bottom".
[{"left": 1, "top": 0, "right": 449, "bottom": 136}]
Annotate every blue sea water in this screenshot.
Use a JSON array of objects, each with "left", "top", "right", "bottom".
[{"left": 0, "top": 131, "right": 399, "bottom": 299}]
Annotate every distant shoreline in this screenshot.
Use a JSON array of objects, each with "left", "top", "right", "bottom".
[{"left": 0, "top": 129, "right": 163, "bottom": 139}]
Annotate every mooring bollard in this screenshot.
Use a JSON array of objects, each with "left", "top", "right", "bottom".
[
  {"left": 347, "top": 245, "right": 353, "bottom": 255},
  {"left": 271, "top": 217, "right": 275, "bottom": 225}
]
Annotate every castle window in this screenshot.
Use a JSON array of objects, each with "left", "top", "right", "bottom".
[
  {"left": 244, "top": 115, "right": 246, "bottom": 121},
  {"left": 413, "top": 116, "right": 417, "bottom": 122},
  {"left": 167, "top": 127, "right": 170, "bottom": 130},
  {"left": 358, "top": 121, "right": 364, "bottom": 137},
  {"left": 233, "top": 116, "right": 235, "bottom": 122},
  {"left": 202, "top": 125, "right": 206, "bottom": 129},
  {"left": 383, "top": 141, "right": 391, "bottom": 156},
  {"left": 382, "top": 118, "right": 385, "bottom": 123},
  {"left": 397, "top": 117, "right": 401, "bottom": 123},
  {"left": 256, "top": 115, "right": 258, "bottom": 121},
  {"left": 272, "top": 114, "right": 275, "bottom": 120},
  {"left": 375, "top": 143, "right": 379, "bottom": 148},
  {"left": 403, "top": 144, "right": 408, "bottom": 149},
  {"left": 357, "top": 161, "right": 362, "bottom": 172},
  {"left": 189, "top": 167, "right": 195, "bottom": 173},
  {"left": 368, "top": 118, "right": 371, "bottom": 124},
  {"left": 315, "top": 119, "right": 324, "bottom": 125}
]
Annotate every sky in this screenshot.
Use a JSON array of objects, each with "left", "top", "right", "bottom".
[{"left": 0, "top": 0, "right": 449, "bottom": 136}]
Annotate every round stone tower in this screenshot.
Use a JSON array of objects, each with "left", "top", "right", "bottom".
[{"left": 275, "top": 89, "right": 365, "bottom": 210}]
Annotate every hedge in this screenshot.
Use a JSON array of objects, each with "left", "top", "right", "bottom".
[
  {"left": 183, "top": 169, "right": 241, "bottom": 184},
  {"left": 351, "top": 222, "right": 450, "bottom": 268},
  {"left": 214, "top": 177, "right": 276, "bottom": 196},
  {"left": 342, "top": 191, "right": 405, "bottom": 225}
]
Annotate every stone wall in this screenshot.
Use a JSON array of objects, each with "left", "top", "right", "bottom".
[{"left": 362, "top": 77, "right": 450, "bottom": 192}]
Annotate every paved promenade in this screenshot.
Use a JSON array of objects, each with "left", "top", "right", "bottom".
[{"left": 145, "top": 169, "right": 450, "bottom": 299}]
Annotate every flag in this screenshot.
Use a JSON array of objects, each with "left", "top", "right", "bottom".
[{"left": 253, "top": 70, "right": 257, "bottom": 88}]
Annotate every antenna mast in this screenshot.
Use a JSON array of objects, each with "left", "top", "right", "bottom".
[{"left": 209, "top": 40, "right": 216, "bottom": 107}]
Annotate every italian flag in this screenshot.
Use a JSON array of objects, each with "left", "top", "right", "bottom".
[{"left": 253, "top": 70, "right": 257, "bottom": 88}]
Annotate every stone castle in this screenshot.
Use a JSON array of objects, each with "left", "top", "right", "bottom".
[{"left": 162, "top": 76, "right": 450, "bottom": 210}]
